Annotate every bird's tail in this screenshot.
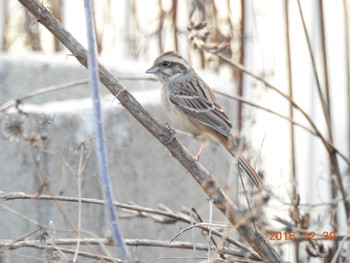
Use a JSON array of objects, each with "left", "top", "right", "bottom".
[{"left": 226, "top": 148, "right": 266, "bottom": 191}]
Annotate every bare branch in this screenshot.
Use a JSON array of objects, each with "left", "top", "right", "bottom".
[
  {"left": 0, "top": 192, "right": 260, "bottom": 259},
  {"left": 0, "top": 238, "right": 258, "bottom": 259}
]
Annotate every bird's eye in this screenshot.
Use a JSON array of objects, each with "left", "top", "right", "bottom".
[{"left": 161, "top": 61, "right": 171, "bottom": 67}]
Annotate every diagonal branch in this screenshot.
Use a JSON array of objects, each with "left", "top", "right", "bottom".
[{"left": 17, "top": 0, "right": 283, "bottom": 262}]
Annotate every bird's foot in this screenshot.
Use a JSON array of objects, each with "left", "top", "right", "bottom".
[{"left": 163, "top": 122, "right": 176, "bottom": 144}]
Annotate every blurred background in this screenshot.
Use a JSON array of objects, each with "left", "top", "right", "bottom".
[{"left": 0, "top": 0, "right": 349, "bottom": 262}]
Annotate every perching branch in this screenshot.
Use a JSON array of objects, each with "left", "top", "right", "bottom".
[{"left": 17, "top": 0, "right": 283, "bottom": 262}]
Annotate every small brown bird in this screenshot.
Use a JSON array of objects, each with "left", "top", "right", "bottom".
[{"left": 146, "top": 51, "right": 265, "bottom": 189}]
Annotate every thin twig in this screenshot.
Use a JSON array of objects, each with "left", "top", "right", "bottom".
[
  {"left": 237, "top": 0, "right": 246, "bottom": 132},
  {"left": 0, "top": 228, "right": 42, "bottom": 251},
  {"left": 29, "top": 151, "right": 101, "bottom": 257},
  {"left": 191, "top": 208, "right": 226, "bottom": 259},
  {"left": 296, "top": 0, "right": 331, "bottom": 129},
  {"left": 0, "top": 79, "right": 89, "bottom": 112},
  {"left": 0, "top": 203, "right": 43, "bottom": 227},
  {"left": 318, "top": 0, "right": 339, "bottom": 251},
  {"left": 72, "top": 144, "right": 85, "bottom": 262},
  {"left": 0, "top": 240, "right": 122, "bottom": 262},
  {"left": 344, "top": 0, "right": 350, "bottom": 156},
  {"left": 330, "top": 226, "right": 350, "bottom": 263},
  {"left": 208, "top": 198, "right": 213, "bottom": 262},
  {"left": 170, "top": 222, "right": 231, "bottom": 243},
  {"left": 0, "top": 77, "right": 156, "bottom": 112},
  {"left": 284, "top": 1, "right": 299, "bottom": 259},
  {"left": 214, "top": 89, "right": 349, "bottom": 164},
  {"left": 83, "top": 1, "right": 131, "bottom": 261}
]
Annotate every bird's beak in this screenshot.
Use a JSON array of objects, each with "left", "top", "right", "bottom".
[{"left": 145, "top": 66, "right": 159, "bottom": 74}]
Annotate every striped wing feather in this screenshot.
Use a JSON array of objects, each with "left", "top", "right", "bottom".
[{"left": 168, "top": 77, "right": 232, "bottom": 138}]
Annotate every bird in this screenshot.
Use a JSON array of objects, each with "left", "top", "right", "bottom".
[{"left": 146, "top": 51, "right": 265, "bottom": 190}]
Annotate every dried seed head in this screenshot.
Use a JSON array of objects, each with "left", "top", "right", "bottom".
[
  {"left": 1, "top": 114, "right": 25, "bottom": 142},
  {"left": 1, "top": 113, "right": 51, "bottom": 148}
]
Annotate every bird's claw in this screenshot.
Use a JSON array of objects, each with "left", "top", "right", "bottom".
[{"left": 164, "top": 122, "right": 176, "bottom": 144}]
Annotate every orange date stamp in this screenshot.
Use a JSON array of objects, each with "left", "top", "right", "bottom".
[{"left": 268, "top": 231, "right": 337, "bottom": 241}]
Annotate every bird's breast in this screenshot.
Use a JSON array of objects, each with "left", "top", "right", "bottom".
[{"left": 160, "top": 86, "right": 202, "bottom": 137}]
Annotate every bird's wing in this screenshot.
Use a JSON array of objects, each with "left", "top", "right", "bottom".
[{"left": 168, "top": 78, "right": 232, "bottom": 138}]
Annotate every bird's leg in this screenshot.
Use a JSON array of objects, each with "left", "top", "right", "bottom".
[{"left": 194, "top": 143, "right": 205, "bottom": 160}]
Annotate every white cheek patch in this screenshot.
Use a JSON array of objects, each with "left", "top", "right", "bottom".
[
  {"left": 168, "top": 72, "right": 182, "bottom": 81},
  {"left": 164, "top": 68, "right": 172, "bottom": 75}
]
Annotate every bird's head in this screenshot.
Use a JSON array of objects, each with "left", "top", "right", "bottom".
[{"left": 146, "top": 51, "right": 191, "bottom": 83}]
